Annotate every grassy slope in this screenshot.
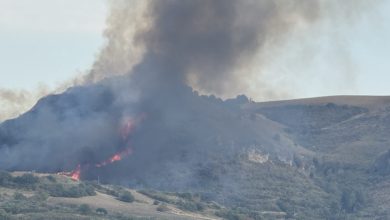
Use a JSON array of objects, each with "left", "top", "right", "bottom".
[
  {"left": 0, "top": 172, "right": 221, "bottom": 220},
  {"left": 248, "top": 96, "right": 390, "bottom": 219}
]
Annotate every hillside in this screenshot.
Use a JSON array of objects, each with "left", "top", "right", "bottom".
[
  {"left": 2, "top": 86, "right": 390, "bottom": 219},
  {"left": 0, "top": 171, "right": 226, "bottom": 220}
]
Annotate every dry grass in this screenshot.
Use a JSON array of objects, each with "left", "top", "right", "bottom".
[{"left": 48, "top": 190, "right": 219, "bottom": 220}]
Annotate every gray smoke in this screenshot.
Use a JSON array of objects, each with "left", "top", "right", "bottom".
[
  {"left": 0, "top": 87, "right": 50, "bottom": 122},
  {"left": 1, "top": 0, "right": 379, "bottom": 121},
  {"left": 136, "top": 0, "right": 320, "bottom": 93},
  {"left": 88, "top": 0, "right": 378, "bottom": 97},
  {"left": 89, "top": 0, "right": 323, "bottom": 95},
  {"left": 0, "top": 0, "right": 383, "bottom": 188}
]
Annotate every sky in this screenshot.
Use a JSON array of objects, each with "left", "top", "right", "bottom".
[
  {"left": 0, "top": 0, "right": 107, "bottom": 91},
  {"left": 0, "top": 0, "right": 390, "bottom": 117}
]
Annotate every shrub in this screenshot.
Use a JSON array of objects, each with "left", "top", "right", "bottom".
[
  {"left": 215, "top": 210, "right": 246, "bottom": 220},
  {"left": 44, "top": 183, "right": 64, "bottom": 197},
  {"left": 105, "top": 188, "right": 120, "bottom": 197},
  {"left": 96, "top": 207, "right": 108, "bottom": 215},
  {"left": 177, "top": 201, "right": 205, "bottom": 212},
  {"left": 0, "top": 171, "right": 12, "bottom": 186},
  {"left": 46, "top": 175, "right": 57, "bottom": 182},
  {"left": 157, "top": 204, "right": 170, "bottom": 212},
  {"left": 119, "top": 191, "right": 135, "bottom": 203},
  {"left": 83, "top": 184, "right": 96, "bottom": 196},
  {"left": 0, "top": 209, "right": 11, "bottom": 220},
  {"left": 176, "top": 192, "right": 193, "bottom": 200},
  {"left": 137, "top": 190, "right": 173, "bottom": 203},
  {"left": 31, "top": 191, "right": 49, "bottom": 201},
  {"left": 78, "top": 204, "right": 91, "bottom": 215},
  {"left": 44, "top": 183, "right": 96, "bottom": 198},
  {"left": 341, "top": 189, "right": 365, "bottom": 213},
  {"left": 13, "top": 192, "right": 26, "bottom": 200},
  {"left": 13, "top": 173, "right": 39, "bottom": 187}
]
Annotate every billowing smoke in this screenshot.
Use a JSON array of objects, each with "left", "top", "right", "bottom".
[
  {"left": 88, "top": 0, "right": 378, "bottom": 97},
  {"left": 0, "top": 87, "right": 50, "bottom": 122},
  {"left": 136, "top": 0, "right": 320, "bottom": 94},
  {"left": 1, "top": 0, "right": 379, "bottom": 121},
  {"left": 0, "top": 0, "right": 383, "bottom": 189},
  {"left": 89, "top": 0, "right": 322, "bottom": 95}
]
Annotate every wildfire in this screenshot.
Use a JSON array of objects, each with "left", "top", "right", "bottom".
[
  {"left": 59, "top": 115, "right": 144, "bottom": 181},
  {"left": 70, "top": 165, "right": 81, "bottom": 181},
  {"left": 57, "top": 164, "right": 81, "bottom": 181},
  {"left": 95, "top": 147, "right": 133, "bottom": 168}
]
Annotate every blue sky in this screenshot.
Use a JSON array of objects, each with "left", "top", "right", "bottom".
[
  {"left": 0, "top": 0, "right": 389, "bottom": 99},
  {"left": 0, "top": 0, "right": 106, "bottom": 91}
]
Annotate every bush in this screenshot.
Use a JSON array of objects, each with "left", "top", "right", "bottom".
[
  {"left": 137, "top": 190, "right": 173, "bottom": 203},
  {"left": 119, "top": 191, "right": 135, "bottom": 203},
  {"left": 215, "top": 210, "right": 246, "bottom": 220},
  {"left": 44, "top": 183, "right": 65, "bottom": 197},
  {"left": 2, "top": 200, "right": 47, "bottom": 214},
  {"left": 31, "top": 191, "right": 49, "bottom": 201},
  {"left": 96, "top": 207, "right": 108, "bottom": 215},
  {"left": 105, "top": 189, "right": 120, "bottom": 197},
  {"left": 157, "top": 204, "right": 170, "bottom": 212},
  {"left": 176, "top": 192, "right": 193, "bottom": 200},
  {"left": 0, "top": 171, "right": 12, "bottom": 186},
  {"left": 78, "top": 204, "right": 91, "bottom": 215},
  {"left": 177, "top": 201, "right": 205, "bottom": 212},
  {"left": 83, "top": 184, "right": 96, "bottom": 196},
  {"left": 44, "top": 183, "right": 96, "bottom": 198},
  {"left": 13, "top": 192, "right": 26, "bottom": 200},
  {"left": 13, "top": 173, "right": 39, "bottom": 187},
  {"left": 341, "top": 189, "right": 365, "bottom": 213},
  {"left": 46, "top": 175, "right": 57, "bottom": 182},
  {"left": 0, "top": 209, "right": 11, "bottom": 220}
]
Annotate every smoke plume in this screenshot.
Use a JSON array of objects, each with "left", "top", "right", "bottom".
[
  {"left": 0, "top": 87, "right": 49, "bottom": 122},
  {"left": 0, "top": 0, "right": 384, "bottom": 188},
  {"left": 88, "top": 0, "right": 322, "bottom": 95},
  {"left": 1, "top": 0, "right": 380, "bottom": 121},
  {"left": 88, "top": 0, "right": 378, "bottom": 98}
]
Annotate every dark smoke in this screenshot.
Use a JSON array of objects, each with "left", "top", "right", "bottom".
[
  {"left": 0, "top": 0, "right": 381, "bottom": 188},
  {"left": 133, "top": 0, "right": 320, "bottom": 94}
]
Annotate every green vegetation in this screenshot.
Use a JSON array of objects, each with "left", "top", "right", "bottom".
[
  {"left": 138, "top": 190, "right": 174, "bottom": 204},
  {"left": 0, "top": 170, "right": 217, "bottom": 219},
  {"left": 96, "top": 207, "right": 108, "bottom": 215},
  {"left": 156, "top": 204, "right": 170, "bottom": 212},
  {"left": 118, "top": 191, "right": 135, "bottom": 203},
  {"left": 0, "top": 171, "right": 95, "bottom": 198},
  {"left": 78, "top": 204, "right": 92, "bottom": 215},
  {"left": 44, "top": 182, "right": 96, "bottom": 198},
  {"left": 176, "top": 200, "right": 205, "bottom": 212}
]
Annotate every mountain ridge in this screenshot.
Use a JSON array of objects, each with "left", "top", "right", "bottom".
[{"left": 1, "top": 82, "right": 390, "bottom": 219}]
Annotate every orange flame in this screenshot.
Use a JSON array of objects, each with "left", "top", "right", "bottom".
[
  {"left": 59, "top": 114, "right": 145, "bottom": 181},
  {"left": 95, "top": 147, "right": 133, "bottom": 168},
  {"left": 70, "top": 165, "right": 81, "bottom": 181},
  {"left": 57, "top": 164, "right": 81, "bottom": 181}
]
